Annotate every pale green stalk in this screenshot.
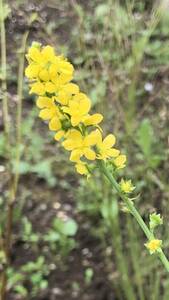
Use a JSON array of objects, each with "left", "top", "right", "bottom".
[{"left": 98, "top": 160, "right": 169, "bottom": 273}]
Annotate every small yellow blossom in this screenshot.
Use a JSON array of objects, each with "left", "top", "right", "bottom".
[
  {"left": 57, "top": 83, "right": 79, "bottom": 105},
  {"left": 62, "top": 129, "right": 98, "bottom": 161},
  {"left": 63, "top": 93, "right": 91, "bottom": 126},
  {"left": 95, "top": 130, "right": 120, "bottom": 160},
  {"left": 49, "top": 59, "right": 74, "bottom": 86},
  {"left": 120, "top": 179, "right": 135, "bottom": 193},
  {"left": 145, "top": 239, "right": 162, "bottom": 254}
]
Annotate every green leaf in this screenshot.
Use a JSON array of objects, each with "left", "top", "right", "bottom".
[
  {"left": 14, "top": 285, "right": 28, "bottom": 297},
  {"left": 62, "top": 219, "right": 78, "bottom": 236}
]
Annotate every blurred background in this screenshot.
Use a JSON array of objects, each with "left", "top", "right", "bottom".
[{"left": 1, "top": 0, "right": 169, "bottom": 299}]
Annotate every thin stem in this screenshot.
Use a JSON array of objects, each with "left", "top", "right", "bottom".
[
  {"left": 0, "top": 0, "right": 10, "bottom": 155},
  {"left": 14, "top": 30, "right": 29, "bottom": 192},
  {"left": 0, "top": 26, "right": 29, "bottom": 299},
  {"left": 98, "top": 160, "right": 169, "bottom": 273}
]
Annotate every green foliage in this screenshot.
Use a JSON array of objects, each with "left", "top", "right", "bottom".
[
  {"left": 84, "top": 268, "right": 94, "bottom": 285},
  {"left": 22, "top": 217, "right": 39, "bottom": 243},
  {"left": 7, "top": 256, "right": 49, "bottom": 297},
  {"left": 44, "top": 217, "right": 78, "bottom": 256},
  {"left": 136, "top": 119, "right": 163, "bottom": 168}
]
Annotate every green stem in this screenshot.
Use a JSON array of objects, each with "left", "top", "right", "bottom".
[{"left": 98, "top": 160, "right": 169, "bottom": 273}]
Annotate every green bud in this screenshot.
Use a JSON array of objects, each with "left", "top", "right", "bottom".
[
  {"left": 149, "top": 213, "right": 163, "bottom": 231},
  {"left": 31, "top": 41, "right": 41, "bottom": 49}
]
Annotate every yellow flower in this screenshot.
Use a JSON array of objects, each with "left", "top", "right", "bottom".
[
  {"left": 25, "top": 45, "right": 55, "bottom": 80},
  {"left": 57, "top": 83, "right": 79, "bottom": 105},
  {"left": 49, "top": 58, "right": 74, "bottom": 86},
  {"left": 30, "top": 81, "right": 59, "bottom": 96},
  {"left": 29, "top": 82, "right": 46, "bottom": 95},
  {"left": 62, "top": 129, "right": 98, "bottom": 162},
  {"left": 96, "top": 130, "right": 120, "bottom": 160},
  {"left": 26, "top": 45, "right": 55, "bottom": 63},
  {"left": 63, "top": 93, "right": 91, "bottom": 126},
  {"left": 145, "top": 239, "right": 162, "bottom": 254},
  {"left": 36, "top": 96, "right": 63, "bottom": 131},
  {"left": 114, "top": 154, "right": 126, "bottom": 169},
  {"left": 120, "top": 179, "right": 135, "bottom": 193}
]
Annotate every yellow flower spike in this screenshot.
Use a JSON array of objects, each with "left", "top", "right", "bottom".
[
  {"left": 114, "top": 154, "right": 126, "bottom": 169},
  {"left": 120, "top": 179, "right": 135, "bottom": 193},
  {"left": 63, "top": 93, "right": 91, "bottom": 126},
  {"left": 82, "top": 113, "right": 103, "bottom": 126},
  {"left": 145, "top": 239, "right": 162, "bottom": 254}
]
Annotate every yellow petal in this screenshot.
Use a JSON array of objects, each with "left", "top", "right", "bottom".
[
  {"left": 63, "top": 83, "right": 79, "bottom": 95},
  {"left": 49, "top": 117, "right": 61, "bottom": 131},
  {"left": 30, "top": 82, "right": 45, "bottom": 95},
  {"left": 39, "top": 108, "right": 55, "bottom": 120},
  {"left": 25, "top": 64, "right": 40, "bottom": 79},
  {"left": 45, "top": 82, "right": 57, "bottom": 93},
  {"left": 83, "top": 113, "right": 103, "bottom": 126},
  {"left": 71, "top": 115, "right": 81, "bottom": 126},
  {"left": 28, "top": 47, "right": 41, "bottom": 62},
  {"left": 84, "top": 148, "right": 96, "bottom": 160},
  {"left": 84, "top": 130, "right": 100, "bottom": 147},
  {"left": 54, "top": 130, "right": 65, "bottom": 141},
  {"left": 41, "top": 46, "right": 55, "bottom": 61},
  {"left": 107, "top": 148, "right": 120, "bottom": 158},
  {"left": 79, "top": 97, "right": 91, "bottom": 115},
  {"left": 103, "top": 134, "right": 116, "bottom": 148},
  {"left": 39, "top": 69, "right": 50, "bottom": 81},
  {"left": 36, "top": 97, "right": 53, "bottom": 109},
  {"left": 70, "top": 149, "right": 82, "bottom": 162}
]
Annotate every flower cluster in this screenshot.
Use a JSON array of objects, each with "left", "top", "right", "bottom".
[{"left": 25, "top": 43, "right": 127, "bottom": 176}]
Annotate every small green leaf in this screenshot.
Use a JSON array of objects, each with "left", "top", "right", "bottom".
[{"left": 62, "top": 219, "right": 78, "bottom": 236}]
